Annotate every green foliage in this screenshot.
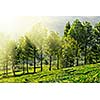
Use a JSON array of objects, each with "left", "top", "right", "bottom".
[
  {"left": 68, "top": 19, "right": 83, "bottom": 42},
  {"left": 0, "top": 19, "right": 100, "bottom": 83},
  {"left": 93, "top": 22, "right": 100, "bottom": 63},
  {"left": 45, "top": 31, "right": 62, "bottom": 70},
  {"left": 46, "top": 31, "right": 61, "bottom": 55},
  {"left": 81, "top": 21, "right": 93, "bottom": 64},
  {"left": 62, "top": 35, "right": 77, "bottom": 67},
  {"left": 67, "top": 19, "right": 83, "bottom": 66},
  {"left": 64, "top": 21, "right": 70, "bottom": 37}
]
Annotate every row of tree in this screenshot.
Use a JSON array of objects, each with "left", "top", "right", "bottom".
[
  {"left": 0, "top": 19, "right": 100, "bottom": 77},
  {"left": 63, "top": 19, "right": 100, "bottom": 67}
]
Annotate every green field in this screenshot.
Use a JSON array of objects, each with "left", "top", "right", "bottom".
[{"left": 0, "top": 63, "right": 100, "bottom": 83}]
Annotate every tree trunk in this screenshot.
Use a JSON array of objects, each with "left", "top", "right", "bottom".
[
  {"left": 34, "top": 56, "right": 36, "bottom": 73},
  {"left": 26, "top": 57, "right": 29, "bottom": 73},
  {"left": 4, "top": 66, "right": 5, "bottom": 74},
  {"left": 76, "top": 46, "right": 79, "bottom": 66},
  {"left": 40, "top": 50, "right": 43, "bottom": 72},
  {"left": 22, "top": 58, "right": 25, "bottom": 74},
  {"left": 84, "top": 44, "right": 87, "bottom": 65},
  {"left": 6, "top": 63, "right": 8, "bottom": 77},
  {"left": 57, "top": 54, "right": 59, "bottom": 69},
  {"left": 84, "top": 51, "right": 87, "bottom": 65},
  {"left": 72, "top": 58, "right": 75, "bottom": 66},
  {"left": 34, "top": 48, "right": 36, "bottom": 73},
  {"left": 3, "top": 64, "right": 5, "bottom": 74},
  {"left": 70, "top": 58, "right": 74, "bottom": 67},
  {"left": 12, "top": 64, "right": 15, "bottom": 76},
  {"left": 49, "top": 55, "right": 52, "bottom": 71},
  {"left": 65, "top": 56, "right": 68, "bottom": 67},
  {"left": 76, "top": 58, "right": 78, "bottom": 66}
]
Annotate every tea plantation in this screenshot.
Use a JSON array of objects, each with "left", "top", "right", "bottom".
[{"left": 0, "top": 64, "right": 100, "bottom": 83}]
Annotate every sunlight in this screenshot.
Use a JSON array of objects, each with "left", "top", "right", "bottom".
[
  {"left": 0, "top": 16, "right": 51, "bottom": 40},
  {"left": 0, "top": 16, "right": 100, "bottom": 83},
  {"left": 0, "top": 16, "right": 15, "bottom": 32},
  {"left": 0, "top": 16, "right": 51, "bottom": 32}
]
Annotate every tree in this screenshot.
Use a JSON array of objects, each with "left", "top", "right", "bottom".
[
  {"left": 81, "top": 21, "right": 93, "bottom": 64},
  {"left": 8, "top": 40, "right": 18, "bottom": 76},
  {"left": 24, "top": 36, "right": 35, "bottom": 73},
  {"left": 92, "top": 22, "right": 100, "bottom": 63},
  {"left": 68, "top": 19, "right": 83, "bottom": 66},
  {"left": 27, "top": 23, "right": 48, "bottom": 72},
  {"left": 62, "top": 35, "right": 77, "bottom": 67},
  {"left": 2, "top": 41, "right": 12, "bottom": 77},
  {"left": 49, "top": 32, "right": 62, "bottom": 69},
  {"left": 18, "top": 36, "right": 26, "bottom": 74},
  {"left": 0, "top": 48, "right": 9, "bottom": 77},
  {"left": 64, "top": 21, "right": 71, "bottom": 37},
  {"left": 33, "top": 45, "right": 37, "bottom": 73},
  {"left": 45, "top": 31, "right": 62, "bottom": 70},
  {"left": 18, "top": 36, "right": 37, "bottom": 74}
]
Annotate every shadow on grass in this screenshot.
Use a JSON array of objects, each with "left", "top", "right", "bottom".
[{"left": 0, "top": 72, "right": 36, "bottom": 80}]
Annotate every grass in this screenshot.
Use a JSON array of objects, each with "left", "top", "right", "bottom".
[{"left": 0, "top": 64, "right": 100, "bottom": 83}]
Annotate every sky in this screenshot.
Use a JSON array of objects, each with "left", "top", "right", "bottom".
[
  {"left": 0, "top": 16, "right": 43, "bottom": 36},
  {"left": 0, "top": 16, "right": 61, "bottom": 39},
  {"left": 0, "top": 16, "right": 62, "bottom": 40},
  {"left": 0, "top": 16, "right": 56, "bottom": 33},
  {"left": 0, "top": 16, "right": 100, "bottom": 40}
]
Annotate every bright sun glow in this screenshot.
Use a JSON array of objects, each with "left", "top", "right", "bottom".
[
  {"left": 0, "top": 17, "right": 15, "bottom": 32},
  {"left": 0, "top": 16, "right": 51, "bottom": 40}
]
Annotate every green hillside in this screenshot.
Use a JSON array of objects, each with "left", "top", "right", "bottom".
[{"left": 0, "top": 63, "right": 100, "bottom": 83}]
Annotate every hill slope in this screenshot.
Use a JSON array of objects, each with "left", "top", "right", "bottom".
[{"left": 0, "top": 64, "right": 100, "bottom": 83}]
